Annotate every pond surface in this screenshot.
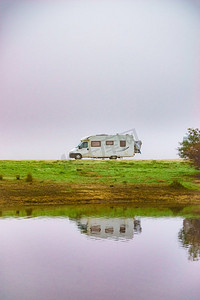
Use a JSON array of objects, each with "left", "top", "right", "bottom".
[{"left": 0, "top": 207, "right": 200, "bottom": 300}]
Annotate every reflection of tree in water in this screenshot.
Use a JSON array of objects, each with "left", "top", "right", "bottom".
[{"left": 178, "top": 218, "right": 200, "bottom": 261}]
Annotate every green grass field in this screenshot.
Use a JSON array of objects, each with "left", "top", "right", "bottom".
[{"left": 0, "top": 159, "right": 199, "bottom": 189}]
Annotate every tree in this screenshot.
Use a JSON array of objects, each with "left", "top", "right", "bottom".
[
  {"left": 178, "top": 128, "right": 200, "bottom": 168},
  {"left": 188, "top": 141, "right": 200, "bottom": 168}
]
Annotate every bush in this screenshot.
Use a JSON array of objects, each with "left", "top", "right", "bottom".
[
  {"left": 188, "top": 141, "right": 200, "bottom": 169},
  {"left": 0, "top": 175, "right": 3, "bottom": 180},
  {"left": 26, "top": 173, "right": 33, "bottom": 182},
  {"left": 16, "top": 175, "right": 20, "bottom": 180},
  {"left": 169, "top": 180, "right": 185, "bottom": 189},
  {"left": 178, "top": 128, "right": 200, "bottom": 168}
]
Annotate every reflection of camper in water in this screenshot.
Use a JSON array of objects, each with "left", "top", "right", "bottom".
[
  {"left": 179, "top": 218, "right": 200, "bottom": 261},
  {"left": 77, "top": 217, "right": 141, "bottom": 240}
]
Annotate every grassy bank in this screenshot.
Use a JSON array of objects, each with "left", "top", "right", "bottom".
[
  {"left": 0, "top": 159, "right": 200, "bottom": 207},
  {"left": 0, "top": 159, "right": 199, "bottom": 187}
]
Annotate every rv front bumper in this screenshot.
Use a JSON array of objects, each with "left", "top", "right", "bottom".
[{"left": 69, "top": 152, "right": 77, "bottom": 158}]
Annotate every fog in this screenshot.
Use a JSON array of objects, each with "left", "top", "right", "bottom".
[{"left": 0, "top": 0, "right": 199, "bottom": 159}]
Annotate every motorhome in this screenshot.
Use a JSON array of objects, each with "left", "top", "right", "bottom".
[{"left": 69, "top": 131, "right": 142, "bottom": 159}]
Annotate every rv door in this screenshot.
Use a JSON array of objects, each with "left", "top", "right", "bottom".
[{"left": 78, "top": 141, "right": 90, "bottom": 158}]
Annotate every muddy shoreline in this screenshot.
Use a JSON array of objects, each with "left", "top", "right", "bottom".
[{"left": 0, "top": 180, "right": 200, "bottom": 209}]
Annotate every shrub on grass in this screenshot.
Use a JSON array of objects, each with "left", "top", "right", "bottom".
[
  {"left": 16, "top": 175, "right": 20, "bottom": 180},
  {"left": 178, "top": 128, "right": 200, "bottom": 168},
  {"left": 188, "top": 141, "right": 200, "bottom": 169},
  {"left": 26, "top": 173, "right": 33, "bottom": 182},
  {"left": 169, "top": 180, "right": 185, "bottom": 189},
  {"left": 0, "top": 175, "right": 3, "bottom": 180}
]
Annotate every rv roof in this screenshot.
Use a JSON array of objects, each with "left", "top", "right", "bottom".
[
  {"left": 95, "top": 134, "right": 108, "bottom": 136},
  {"left": 81, "top": 133, "right": 133, "bottom": 141},
  {"left": 82, "top": 134, "right": 108, "bottom": 139}
]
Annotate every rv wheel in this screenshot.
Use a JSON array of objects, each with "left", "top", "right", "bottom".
[
  {"left": 110, "top": 156, "right": 117, "bottom": 160},
  {"left": 75, "top": 154, "right": 82, "bottom": 159}
]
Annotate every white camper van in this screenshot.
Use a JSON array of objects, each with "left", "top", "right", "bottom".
[{"left": 69, "top": 131, "right": 142, "bottom": 159}]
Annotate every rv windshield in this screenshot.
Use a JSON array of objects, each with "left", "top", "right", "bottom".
[{"left": 77, "top": 142, "right": 88, "bottom": 149}]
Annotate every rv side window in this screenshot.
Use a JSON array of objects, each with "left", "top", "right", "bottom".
[
  {"left": 91, "top": 141, "right": 101, "bottom": 147},
  {"left": 120, "top": 140, "right": 126, "bottom": 147},
  {"left": 106, "top": 141, "right": 114, "bottom": 145}
]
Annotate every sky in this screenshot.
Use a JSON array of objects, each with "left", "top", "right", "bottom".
[{"left": 0, "top": 0, "right": 200, "bottom": 159}]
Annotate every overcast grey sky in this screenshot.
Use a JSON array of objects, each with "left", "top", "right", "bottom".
[{"left": 0, "top": 0, "right": 200, "bottom": 159}]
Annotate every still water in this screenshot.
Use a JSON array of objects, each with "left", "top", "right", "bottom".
[{"left": 0, "top": 207, "right": 200, "bottom": 300}]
